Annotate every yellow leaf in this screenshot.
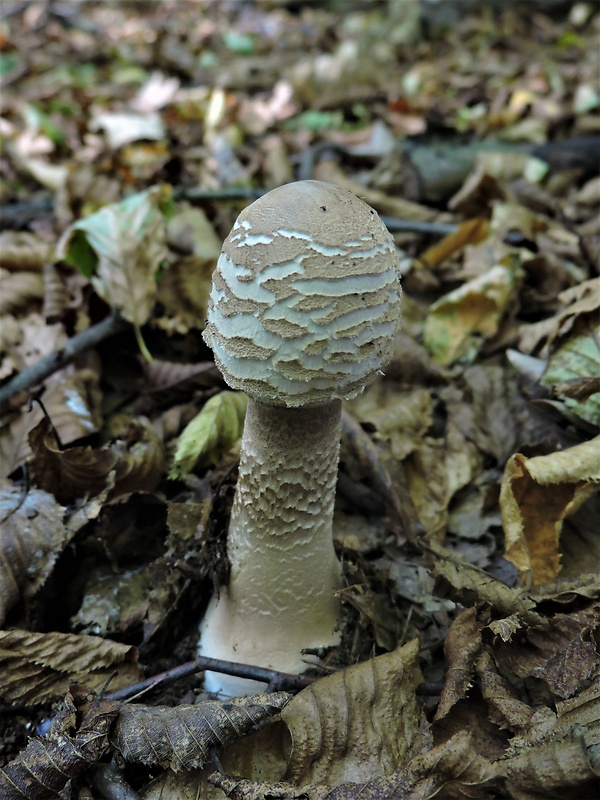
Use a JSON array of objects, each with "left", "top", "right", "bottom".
[
  {"left": 500, "top": 438, "right": 600, "bottom": 586},
  {"left": 170, "top": 391, "right": 248, "bottom": 478}
]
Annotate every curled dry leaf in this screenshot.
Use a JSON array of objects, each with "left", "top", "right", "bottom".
[
  {"left": 112, "top": 692, "right": 290, "bottom": 772},
  {"left": 423, "top": 538, "right": 541, "bottom": 626},
  {"left": 497, "top": 674, "right": 600, "bottom": 798},
  {"left": 0, "top": 630, "right": 142, "bottom": 706},
  {"left": 56, "top": 186, "right": 172, "bottom": 328},
  {"left": 423, "top": 256, "right": 524, "bottom": 366},
  {"left": 28, "top": 414, "right": 164, "bottom": 504},
  {"left": 281, "top": 639, "right": 423, "bottom": 785},
  {"left": 170, "top": 390, "right": 248, "bottom": 478},
  {"left": 500, "top": 436, "right": 600, "bottom": 586},
  {"left": 210, "top": 730, "right": 496, "bottom": 800},
  {"left": 0, "top": 481, "right": 68, "bottom": 626},
  {"left": 0, "top": 686, "right": 119, "bottom": 800}
]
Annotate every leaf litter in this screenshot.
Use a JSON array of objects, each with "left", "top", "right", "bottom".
[{"left": 0, "top": 2, "right": 598, "bottom": 799}]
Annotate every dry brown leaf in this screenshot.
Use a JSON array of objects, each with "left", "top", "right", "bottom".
[
  {"left": 423, "top": 538, "right": 541, "bottom": 625},
  {"left": 0, "top": 481, "right": 68, "bottom": 626},
  {"left": 348, "top": 382, "right": 434, "bottom": 461},
  {"left": 0, "top": 629, "right": 142, "bottom": 705},
  {"left": 475, "top": 650, "right": 535, "bottom": 734},
  {"left": 0, "top": 270, "right": 44, "bottom": 315},
  {"left": 281, "top": 639, "right": 423, "bottom": 785},
  {"left": 497, "top": 674, "right": 600, "bottom": 799},
  {"left": 0, "top": 231, "right": 52, "bottom": 272},
  {"left": 112, "top": 693, "right": 290, "bottom": 772},
  {"left": 500, "top": 437, "right": 600, "bottom": 586},
  {"left": 419, "top": 217, "right": 489, "bottom": 270},
  {"left": 435, "top": 607, "right": 482, "bottom": 722},
  {"left": 0, "top": 685, "right": 119, "bottom": 800},
  {"left": 210, "top": 729, "right": 497, "bottom": 800},
  {"left": 28, "top": 414, "right": 164, "bottom": 503},
  {"left": 491, "top": 605, "right": 600, "bottom": 702}
]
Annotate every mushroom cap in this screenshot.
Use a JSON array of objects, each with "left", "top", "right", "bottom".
[{"left": 203, "top": 180, "right": 401, "bottom": 407}]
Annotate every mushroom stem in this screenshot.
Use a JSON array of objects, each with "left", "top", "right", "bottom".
[{"left": 200, "top": 398, "right": 342, "bottom": 695}]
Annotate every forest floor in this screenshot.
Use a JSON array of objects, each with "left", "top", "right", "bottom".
[{"left": 0, "top": 2, "right": 598, "bottom": 799}]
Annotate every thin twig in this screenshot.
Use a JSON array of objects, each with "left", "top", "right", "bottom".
[
  {"left": 105, "top": 657, "right": 318, "bottom": 704},
  {"left": 0, "top": 312, "right": 128, "bottom": 407}
]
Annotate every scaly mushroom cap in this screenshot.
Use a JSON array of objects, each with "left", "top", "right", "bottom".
[{"left": 203, "top": 180, "right": 401, "bottom": 407}]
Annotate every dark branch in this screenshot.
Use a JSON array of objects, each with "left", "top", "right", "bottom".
[{"left": 0, "top": 312, "right": 129, "bottom": 407}]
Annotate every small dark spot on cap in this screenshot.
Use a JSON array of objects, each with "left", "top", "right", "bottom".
[{"left": 321, "top": 205, "right": 327, "bottom": 211}]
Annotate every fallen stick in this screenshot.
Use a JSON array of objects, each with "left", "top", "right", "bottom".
[{"left": 0, "top": 312, "right": 128, "bottom": 407}]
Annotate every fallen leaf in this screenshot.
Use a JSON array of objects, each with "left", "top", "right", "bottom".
[
  {"left": 0, "top": 629, "right": 142, "bottom": 705},
  {"left": 112, "top": 693, "right": 290, "bottom": 772},
  {"left": 282, "top": 639, "right": 423, "bottom": 784},
  {"left": 424, "top": 257, "right": 524, "bottom": 365},
  {"left": 0, "top": 686, "right": 119, "bottom": 800},
  {"left": 170, "top": 391, "right": 247, "bottom": 478},
  {"left": 0, "top": 481, "right": 68, "bottom": 625},
  {"left": 56, "top": 186, "right": 172, "bottom": 331},
  {"left": 500, "top": 437, "right": 600, "bottom": 585}
]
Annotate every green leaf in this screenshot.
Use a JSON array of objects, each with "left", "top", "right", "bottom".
[
  {"left": 170, "top": 392, "right": 248, "bottom": 479},
  {"left": 222, "top": 30, "right": 256, "bottom": 55},
  {"left": 56, "top": 186, "right": 171, "bottom": 329},
  {"left": 542, "top": 325, "right": 600, "bottom": 426},
  {"left": 23, "top": 103, "right": 65, "bottom": 145}
]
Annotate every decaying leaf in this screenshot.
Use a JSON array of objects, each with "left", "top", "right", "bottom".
[
  {"left": 0, "top": 481, "right": 68, "bottom": 626},
  {"left": 0, "top": 270, "right": 44, "bottom": 315},
  {"left": 56, "top": 186, "right": 172, "bottom": 329},
  {"left": 418, "top": 216, "right": 489, "bottom": 269},
  {"left": 282, "top": 639, "right": 423, "bottom": 785},
  {"left": 170, "top": 390, "right": 247, "bottom": 478},
  {"left": 423, "top": 537, "right": 541, "bottom": 625},
  {"left": 497, "top": 674, "right": 600, "bottom": 799},
  {"left": 542, "top": 320, "right": 600, "bottom": 426},
  {"left": 500, "top": 437, "right": 600, "bottom": 585},
  {"left": 28, "top": 414, "right": 164, "bottom": 503},
  {"left": 424, "top": 256, "right": 524, "bottom": 365},
  {"left": 210, "top": 729, "right": 497, "bottom": 800},
  {"left": 0, "top": 629, "right": 142, "bottom": 705},
  {"left": 112, "top": 692, "right": 290, "bottom": 772},
  {"left": 0, "top": 685, "right": 119, "bottom": 800}
]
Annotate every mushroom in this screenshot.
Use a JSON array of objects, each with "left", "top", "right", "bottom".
[{"left": 200, "top": 180, "right": 401, "bottom": 695}]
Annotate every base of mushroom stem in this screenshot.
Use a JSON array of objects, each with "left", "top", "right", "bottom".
[{"left": 198, "top": 592, "right": 341, "bottom": 697}]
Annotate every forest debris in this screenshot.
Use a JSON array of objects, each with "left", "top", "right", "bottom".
[
  {"left": 281, "top": 640, "right": 423, "bottom": 785},
  {"left": 0, "top": 630, "right": 142, "bottom": 705},
  {"left": 0, "top": 231, "right": 52, "bottom": 271},
  {"left": 0, "top": 271, "right": 44, "bottom": 315},
  {"left": 0, "top": 481, "right": 68, "bottom": 626},
  {"left": 418, "top": 216, "right": 489, "bottom": 269},
  {"left": 171, "top": 390, "right": 247, "bottom": 478},
  {"left": 112, "top": 692, "right": 290, "bottom": 772},
  {"left": 424, "top": 257, "right": 525, "bottom": 365},
  {"left": 56, "top": 186, "right": 173, "bottom": 333},
  {"left": 209, "top": 730, "right": 496, "bottom": 799},
  {"left": 500, "top": 437, "right": 600, "bottom": 586},
  {"left": 0, "top": 686, "right": 119, "bottom": 800},
  {"left": 28, "top": 413, "right": 164, "bottom": 503}
]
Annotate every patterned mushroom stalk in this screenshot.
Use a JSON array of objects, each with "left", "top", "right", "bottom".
[{"left": 200, "top": 180, "right": 401, "bottom": 695}]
